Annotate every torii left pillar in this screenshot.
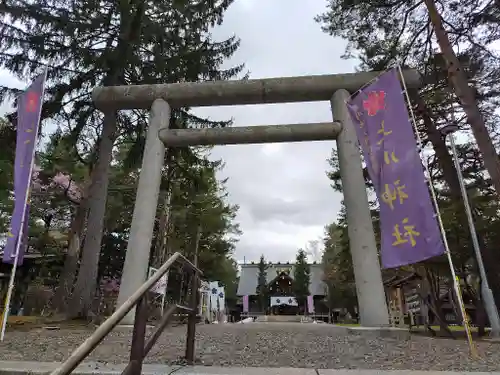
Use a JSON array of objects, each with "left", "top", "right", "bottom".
[{"left": 116, "top": 99, "right": 171, "bottom": 324}]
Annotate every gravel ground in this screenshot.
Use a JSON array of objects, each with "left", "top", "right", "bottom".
[{"left": 0, "top": 323, "right": 499, "bottom": 370}]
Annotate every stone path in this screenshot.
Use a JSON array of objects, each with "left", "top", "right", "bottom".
[{"left": 0, "top": 323, "right": 499, "bottom": 370}]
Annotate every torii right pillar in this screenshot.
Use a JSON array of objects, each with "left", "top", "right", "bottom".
[{"left": 331, "top": 89, "right": 390, "bottom": 327}]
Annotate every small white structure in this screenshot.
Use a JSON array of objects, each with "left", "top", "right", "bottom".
[
  {"left": 148, "top": 267, "right": 167, "bottom": 316},
  {"left": 198, "top": 280, "right": 227, "bottom": 323},
  {"left": 270, "top": 296, "right": 297, "bottom": 307},
  {"left": 198, "top": 280, "right": 211, "bottom": 322},
  {"left": 208, "top": 281, "right": 226, "bottom": 323}
]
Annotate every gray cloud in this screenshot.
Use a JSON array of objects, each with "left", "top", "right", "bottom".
[
  {"left": 194, "top": 0, "right": 357, "bottom": 262},
  {"left": 247, "top": 195, "right": 335, "bottom": 227},
  {"left": 235, "top": 219, "right": 326, "bottom": 264},
  {"left": 0, "top": 74, "right": 23, "bottom": 113}
]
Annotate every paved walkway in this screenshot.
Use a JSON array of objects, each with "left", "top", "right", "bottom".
[{"left": 0, "top": 361, "right": 499, "bottom": 375}]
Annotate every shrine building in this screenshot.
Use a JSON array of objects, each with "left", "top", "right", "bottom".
[{"left": 236, "top": 261, "right": 327, "bottom": 315}]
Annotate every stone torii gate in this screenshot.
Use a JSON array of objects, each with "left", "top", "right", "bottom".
[{"left": 92, "top": 70, "right": 420, "bottom": 326}]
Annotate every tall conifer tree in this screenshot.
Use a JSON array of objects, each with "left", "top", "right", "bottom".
[
  {"left": 0, "top": 0, "right": 243, "bottom": 317},
  {"left": 256, "top": 255, "right": 269, "bottom": 311},
  {"left": 293, "top": 249, "right": 310, "bottom": 309}
]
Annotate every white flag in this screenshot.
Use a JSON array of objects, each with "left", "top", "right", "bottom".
[
  {"left": 209, "top": 281, "right": 219, "bottom": 311},
  {"left": 148, "top": 267, "right": 167, "bottom": 295},
  {"left": 218, "top": 286, "right": 225, "bottom": 312}
]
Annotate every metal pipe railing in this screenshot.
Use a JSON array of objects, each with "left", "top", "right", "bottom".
[
  {"left": 49, "top": 252, "right": 202, "bottom": 375},
  {"left": 128, "top": 296, "right": 148, "bottom": 375},
  {"left": 143, "top": 305, "right": 178, "bottom": 355}
]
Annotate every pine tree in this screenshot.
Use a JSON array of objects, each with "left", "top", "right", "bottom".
[
  {"left": 322, "top": 206, "right": 359, "bottom": 318},
  {"left": 0, "top": 118, "right": 15, "bottom": 235},
  {"left": 163, "top": 160, "right": 241, "bottom": 284},
  {"left": 316, "top": 0, "right": 500, "bottom": 313},
  {"left": 316, "top": 0, "right": 500, "bottom": 196},
  {"left": 293, "top": 249, "right": 310, "bottom": 310},
  {"left": 255, "top": 255, "right": 269, "bottom": 311},
  {"left": 422, "top": 0, "right": 500, "bottom": 197},
  {"left": 35, "top": 130, "right": 91, "bottom": 312},
  {"left": 0, "top": 0, "right": 243, "bottom": 317}
]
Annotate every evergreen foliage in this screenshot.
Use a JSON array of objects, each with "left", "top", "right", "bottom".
[
  {"left": 0, "top": 0, "right": 243, "bottom": 317},
  {"left": 256, "top": 254, "right": 269, "bottom": 311},
  {"left": 293, "top": 248, "right": 311, "bottom": 309}
]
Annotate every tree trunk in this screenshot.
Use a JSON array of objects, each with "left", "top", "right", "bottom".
[
  {"left": 66, "top": 1, "right": 146, "bottom": 318},
  {"left": 423, "top": 0, "right": 500, "bottom": 196},
  {"left": 412, "top": 92, "right": 461, "bottom": 196},
  {"left": 477, "top": 300, "right": 486, "bottom": 337},
  {"left": 152, "top": 193, "right": 171, "bottom": 266},
  {"left": 421, "top": 266, "right": 454, "bottom": 336},
  {"left": 67, "top": 113, "right": 117, "bottom": 318},
  {"left": 416, "top": 91, "right": 500, "bottom": 316},
  {"left": 151, "top": 149, "right": 176, "bottom": 268},
  {"left": 52, "top": 200, "right": 88, "bottom": 314},
  {"left": 466, "top": 277, "right": 486, "bottom": 337}
]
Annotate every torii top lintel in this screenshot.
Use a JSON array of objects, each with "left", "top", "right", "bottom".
[{"left": 91, "top": 70, "right": 421, "bottom": 111}]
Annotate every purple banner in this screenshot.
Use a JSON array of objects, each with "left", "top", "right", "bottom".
[
  {"left": 346, "top": 68, "right": 445, "bottom": 269},
  {"left": 307, "top": 295, "right": 314, "bottom": 314},
  {"left": 242, "top": 295, "right": 249, "bottom": 313},
  {"left": 2, "top": 72, "right": 46, "bottom": 265}
]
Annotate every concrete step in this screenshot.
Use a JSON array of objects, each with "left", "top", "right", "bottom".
[
  {"left": 255, "top": 315, "right": 312, "bottom": 323},
  {"left": 0, "top": 361, "right": 311, "bottom": 375},
  {"left": 0, "top": 361, "right": 494, "bottom": 375}
]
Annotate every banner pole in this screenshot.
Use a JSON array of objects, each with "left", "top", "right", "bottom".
[
  {"left": 0, "top": 68, "right": 47, "bottom": 342},
  {"left": 396, "top": 65, "right": 477, "bottom": 357},
  {"left": 0, "top": 233, "right": 22, "bottom": 341},
  {"left": 445, "top": 124, "right": 500, "bottom": 337}
]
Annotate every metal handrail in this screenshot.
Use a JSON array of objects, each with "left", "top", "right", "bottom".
[{"left": 49, "top": 252, "right": 202, "bottom": 375}]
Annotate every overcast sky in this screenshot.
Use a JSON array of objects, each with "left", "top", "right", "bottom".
[
  {"left": 0, "top": 0, "right": 360, "bottom": 264},
  {"left": 194, "top": 0, "right": 358, "bottom": 263}
]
